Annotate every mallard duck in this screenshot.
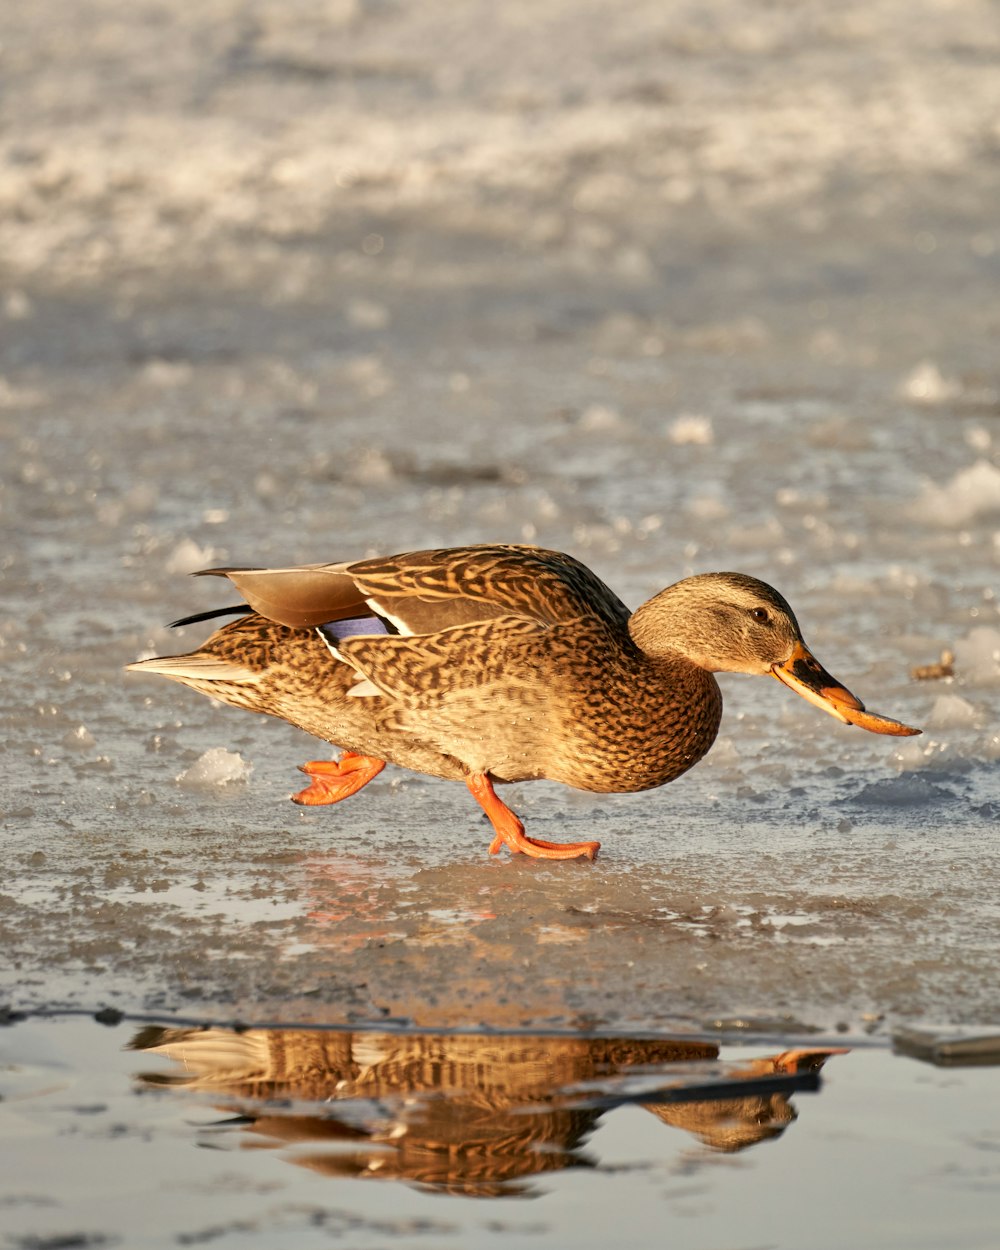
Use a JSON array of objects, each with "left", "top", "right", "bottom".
[{"left": 128, "top": 544, "right": 919, "bottom": 860}]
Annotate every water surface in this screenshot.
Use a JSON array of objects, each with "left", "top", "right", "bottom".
[{"left": 3, "top": 1016, "right": 999, "bottom": 1249}]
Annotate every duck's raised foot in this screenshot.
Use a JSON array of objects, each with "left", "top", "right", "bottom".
[
  {"left": 466, "top": 773, "right": 600, "bottom": 861},
  {"left": 291, "top": 752, "right": 385, "bottom": 806}
]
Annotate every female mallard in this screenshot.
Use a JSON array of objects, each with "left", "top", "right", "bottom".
[{"left": 128, "top": 544, "right": 919, "bottom": 861}]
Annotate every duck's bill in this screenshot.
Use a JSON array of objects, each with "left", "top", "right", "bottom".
[{"left": 771, "top": 641, "right": 921, "bottom": 737}]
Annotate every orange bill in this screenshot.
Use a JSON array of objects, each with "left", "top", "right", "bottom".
[{"left": 771, "top": 641, "right": 921, "bottom": 737}]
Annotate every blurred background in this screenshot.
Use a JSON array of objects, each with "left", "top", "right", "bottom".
[
  {"left": 1, "top": 0, "right": 998, "bottom": 1031},
  {"left": 4, "top": 1, "right": 998, "bottom": 576}
]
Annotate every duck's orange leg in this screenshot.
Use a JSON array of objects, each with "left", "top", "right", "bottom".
[
  {"left": 291, "top": 752, "right": 385, "bottom": 806},
  {"left": 466, "top": 773, "right": 600, "bottom": 861}
]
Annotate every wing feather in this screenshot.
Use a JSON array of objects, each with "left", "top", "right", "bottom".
[
  {"left": 349, "top": 545, "right": 630, "bottom": 632},
  {"left": 334, "top": 615, "right": 544, "bottom": 706},
  {"left": 195, "top": 562, "right": 367, "bottom": 628},
  {"left": 192, "top": 545, "right": 631, "bottom": 636}
]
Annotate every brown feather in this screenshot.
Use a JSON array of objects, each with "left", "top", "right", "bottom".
[{"left": 198, "top": 563, "right": 368, "bottom": 628}]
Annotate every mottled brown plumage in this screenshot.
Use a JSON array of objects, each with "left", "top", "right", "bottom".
[{"left": 128, "top": 543, "right": 919, "bottom": 860}]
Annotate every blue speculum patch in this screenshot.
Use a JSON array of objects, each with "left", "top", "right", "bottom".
[{"left": 318, "top": 616, "right": 390, "bottom": 644}]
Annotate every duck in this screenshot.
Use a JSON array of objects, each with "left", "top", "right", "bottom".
[{"left": 127, "top": 543, "right": 919, "bottom": 861}]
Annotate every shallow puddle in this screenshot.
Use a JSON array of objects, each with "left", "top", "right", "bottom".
[{"left": 2, "top": 1016, "right": 998, "bottom": 1249}]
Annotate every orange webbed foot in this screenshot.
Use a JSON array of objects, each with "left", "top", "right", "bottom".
[
  {"left": 468, "top": 774, "right": 600, "bottom": 861},
  {"left": 291, "top": 752, "right": 385, "bottom": 806}
]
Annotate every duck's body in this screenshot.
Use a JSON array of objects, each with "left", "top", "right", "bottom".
[
  {"left": 171, "top": 603, "right": 723, "bottom": 795},
  {"left": 129, "top": 544, "right": 918, "bottom": 860}
]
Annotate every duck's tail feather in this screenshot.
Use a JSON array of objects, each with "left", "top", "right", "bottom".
[
  {"left": 125, "top": 653, "right": 262, "bottom": 684},
  {"left": 168, "top": 603, "right": 251, "bottom": 629}
]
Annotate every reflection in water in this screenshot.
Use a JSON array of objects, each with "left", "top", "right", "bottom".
[{"left": 130, "top": 1027, "right": 844, "bottom": 1197}]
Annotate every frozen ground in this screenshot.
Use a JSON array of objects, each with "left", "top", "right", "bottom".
[{"left": 1, "top": 0, "right": 999, "bottom": 1038}]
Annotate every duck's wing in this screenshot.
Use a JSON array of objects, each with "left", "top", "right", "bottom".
[
  {"left": 196, "top": 545, "right": 631, "bottom": 634},
  {"left": 346, "top": 545, "right": 631, "bottom": 633},
  {"left": 335, "top": 614, "right": 546, "bottom": 705},
  {"left": 192, "top": 561, "right": 369, "bottom": 628}
]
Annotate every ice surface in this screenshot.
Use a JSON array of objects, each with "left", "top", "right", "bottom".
[{"left": 176, "top": 748, "right": 252, "bottom": 788}]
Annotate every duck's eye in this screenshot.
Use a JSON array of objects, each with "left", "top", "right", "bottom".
[{"left": 750, "top": 607, "right": 771, "bottom": 624}]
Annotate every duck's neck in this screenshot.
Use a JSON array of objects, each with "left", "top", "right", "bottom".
[
  {"left": 628, "top": 587, "right": 734, "bottom": 673},
  {"left": 628, "top": 598, "right": 704, "bottom": 668}
]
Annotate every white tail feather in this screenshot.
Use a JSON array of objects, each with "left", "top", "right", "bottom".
[{"left": 126, "top": 655, "right": 261, "bottom": 683}]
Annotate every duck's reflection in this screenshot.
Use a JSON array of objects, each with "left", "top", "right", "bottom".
[{"left": 130, "top": 1027, "right": 844, "bottom": 1196}]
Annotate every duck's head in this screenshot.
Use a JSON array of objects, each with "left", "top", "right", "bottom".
[{"left": 630, "top": 572, "right": 920, "bottom": 736}]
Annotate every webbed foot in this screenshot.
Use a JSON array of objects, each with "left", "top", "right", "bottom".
[
  {"left": 466, "top": 773, "right": 600, "bottom": 861},
  {"left": 292, "top": 752, "right": 386, "bottom": 806}
]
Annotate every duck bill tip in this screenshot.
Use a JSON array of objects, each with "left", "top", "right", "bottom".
[
  {"left": 771, "top": 643, "right": 922, "bottom": 737},
  {"left": 771, "top": 642, "right": 862, "bottom": 725}
]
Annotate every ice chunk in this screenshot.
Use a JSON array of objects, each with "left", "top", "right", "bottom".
[
  {"left": 916, "top": 459, "right": 1000, "bottom": 525},
  {"left": 62, "top": 725, "right": 96, "bottom": 751},
  {"left": 142, "top": 359, "right": 193, "bottom": 387},
  {"left": 926, "top": 694, "right": 980, "bottom": 730},
  {"left": 578, "top": 403, "right": 625, "bottom": 431},
  {"left": 899, "top": 360, "right": 961, "bottom": 403},
  {"left": 166, "top": 538, "right": 218, "bottom": 575},
  {"left": 955, "top": 626, "right": 1000, "bottom": 683},
  {"left": 668, "top": 414, "right": 713, "bottom": 445},
  {"left": 702, "top": 737, "right": 741, "bottom": 771},
  {"left": 965, "top": 425, "right": 992, "bottom": 453},
  {"left": 349, "top": 447, "right": 395, "bottom": 485},
  {"left": 347, "top": 298, "right": 390, "bottom": 329},
  {"left": 687, "top": 493, "right": 729, "bottom": 521},
  {"left": 852, "top": 773, "right": 952, "bottom": 804},
  {"left": 892, "top": 737, "right": 932, "bottom": 771},
  {"left": 176, "top": 747, "right": 251, "bottom": 788}
]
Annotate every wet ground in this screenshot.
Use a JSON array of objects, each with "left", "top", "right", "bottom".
[{"left": 1, "top": 0, "right": 999, "bottom": 1244}]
